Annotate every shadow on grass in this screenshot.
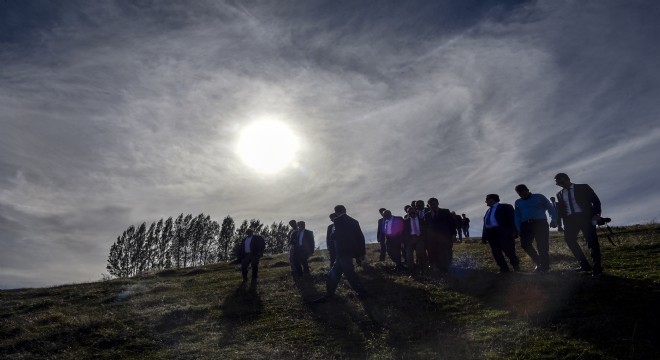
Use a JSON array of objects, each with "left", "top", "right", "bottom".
[
  {"left": 297, "top": 264, "right": 479, "bottom": 358},
  {"left": 446, "top": 265, "right": 660, "bottom": 358},
  {"left": 215, "top": 282, "right": 264, "bottom": 346}
]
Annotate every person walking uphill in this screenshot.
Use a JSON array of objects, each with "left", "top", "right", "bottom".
[
  {"left": 238, "top": 229, "right": 265, "bottom": 282},
  {"left": 312, "top": 205, "right": 368, "bottom": 303},
  {"left": 514, "top": 184, "right": 558, "bottom": 273},
  {"left": 554, "top": 173, "right": 605, "bottom": 277},
  {"left": 290, "top": 221, "right": 315, "bottom": 277},
  {"left": 482, "top": 194, "right": 520, "bottom": 273}
]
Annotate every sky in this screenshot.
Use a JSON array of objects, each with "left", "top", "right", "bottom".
[{"left": 2, "top": 0, "right": 659, "bottom": 289}]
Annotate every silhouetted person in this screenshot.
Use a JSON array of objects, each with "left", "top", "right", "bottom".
[
  {"left": 423, "top": 198, "right": 456, "bottom": 273},
  {"left": 514, "top": 184, "right": 558, "bottom": 273},
  {"left": 376, "top": 208, "right": 387, "bottom": 262},
  {"left": 461, "top": 214, "right": 470, "bottom": 238},
  {"left": 313, "top": 205, "right": 368, "bottom": 303},
  {"left": 238, "top": 229, "right": 265, "bottom": 282},
  {"left": 287, "top": 219, "right": 298, "bottom": 274},
  {"left": 452, "top": 211, "right": 463, "bottom": 242},
  {"left": 290, "top": 221, "right": 315, "bottom": 276},
  {"left": 326, "top": 213, "right": 337, "bottom": 267},
  {"left": 554, "top": 173, "right": 604, "bottom": 276},
  {"left": 383, "top": 209, "right": 406, "bottom": 271},
  {"left": 404, "top": 206, "right": 426, "bottom": 275},
  {"left": 482, "top": 194, "right": 520, "bottom": 273}
]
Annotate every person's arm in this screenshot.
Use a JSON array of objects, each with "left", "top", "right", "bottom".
[{"left": 514, "top": 201, "right": 522, "bottom": 233}]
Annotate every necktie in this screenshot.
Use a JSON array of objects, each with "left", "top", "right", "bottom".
[
  {"left": 485, "top": 208, "right": 492, "bottom": 226},
  {"left": 299, "top": 231, "right": 304, "bottom": 246},
  {"left": 567, "top": 189, "right": 576, "bottom": 214}
]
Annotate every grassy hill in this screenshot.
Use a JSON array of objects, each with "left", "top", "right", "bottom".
[{"left": 2, "top": 224, "right": 659, "bottom": 359}]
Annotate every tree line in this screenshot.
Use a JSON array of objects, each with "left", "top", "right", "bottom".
[{"left": 106, "top": 213, "right": 291, "bottom": 278}]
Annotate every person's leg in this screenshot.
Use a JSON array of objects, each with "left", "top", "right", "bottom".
[
  {"left": 251, "top": 257, "right": 260, "bottom": 279},
  {"left": 379, "top": 241, "right": 386, "bottom": 261},
  {"left": 580, "top": 217, "right": 602, "bottom": 274},
  {"left": 405, "top": 239, "right": 415, "bottom": 270},
  {"left": 326, "top": 259, "right": 345, "bottom": 296},
  {"left": 563, "top": 216, "right": 591, "bottom": 270},
  {"left": 519, "top": 222, "right": 540, "bottom": 266},
  {"left": 340, "top": 257, "right": 367, "bottom": 296},
  {"left": 241, "top": 256, "right": 250, "bottom": 281},
  {"left": 500, "top": 235, "right": 520, "bottom": 271},
  {"left": 416, "top": 238, "right": 427, "bottom": 271},
  {"left": 535, "top": 221, "right": 550, "bottom": 271},
  {"left": 485, "top": 230, "right": 509, "bottom": 272}
]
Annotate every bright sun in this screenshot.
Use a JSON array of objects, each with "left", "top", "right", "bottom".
[{"left": 236, "top": 119, "right": 299, "bottom": 174}]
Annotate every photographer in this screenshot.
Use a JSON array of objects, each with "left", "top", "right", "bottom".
[{"left": 554, "top": 173, "right": 604, "bottom": 277}]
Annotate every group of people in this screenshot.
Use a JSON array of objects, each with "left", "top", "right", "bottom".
[{"left": 237, "top": 173, "right": 605, "bottom": 300}]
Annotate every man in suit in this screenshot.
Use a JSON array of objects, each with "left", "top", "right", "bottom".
[
  {"left": 326, "top": 213, "right": 337, "bottom": 267},
  {"left": 482, "top": 194, "right": 520, "bottom": 273},
  {"left": 376, "top": 208, "right": 387, "bottom": 261},
  {"left": 424, "top": 197, "right": 456, "bottom": 273},
  {"left": 313, "top": 205, "right": 368, "bottom": 303},
  {"left": 452, "top": 211, "right": 463, "bottom": 242},
  {"left": 383, "top": 209, "right": 406, "bottom": 271},
  {"left": 554, "top": 173, "right": 604, "bottom": 276},
  {"left": 237, "top": 229, "right": 265, "bottom": 282},
  {"left": 404, "top": 206, "right": 426, "bottom": 275},
  {"left": 290, "top": 221, "right": 315, "bottom": 276},
  {"left": 287, "top": 219, "right": 298, "bottom": 275}
]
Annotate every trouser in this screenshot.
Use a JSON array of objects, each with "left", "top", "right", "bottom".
[
  {"left": 405, "top": 235, "right": 426, "bottom": 272},
  {"left": 483, "top": 227, "right": 519, "bottom": 271},
  {"left": 427, "top": 234, "right": 453, "bottom": 271},
  {"left": 241, "top": 253, "right": 260, "bottom": 280},
  {"left": 563, "top": 213, "right": 602, "bottom": 271},
  {"left": 291, "top": 246, "right": 310, "bottom": 275},
  {"left": 519, "top": 220, "right": 550, "bottom": 271},
  {"left": 463, "top": 226, "right": 470, "bottom": 238},
  {"left": 386, "top": 236, "right": 404, "bottom": 266},
  {"left": 326, "top": 256, "right": 366, "bottom": 296},
  {"left": 378, "top": 240, "right": 386, "bottom": 261},
  {"left": 456, "top": 228, "right": 463, "bottom": 241}
]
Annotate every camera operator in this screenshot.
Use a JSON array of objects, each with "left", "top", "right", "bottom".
[{"left": 554, "top": 173, "right": 604, "bottom": 277}]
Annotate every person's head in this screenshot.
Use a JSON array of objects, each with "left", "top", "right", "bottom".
[
  {"left": 451, "top": 211, "right": 456, "bottom": 215},
  {"left": 246, "top": 229, "right": 254, "bottom": 236},
  {"left": 461, "top": 213, "right": 466, "bottom": 218},
  {"left": 334, "top": 205, "right": 347, "bottom": 215},
  {"left": 554, "top": 173, "right": 572, "bottom": 189},
  {"left": 485, "top": 194, "right": 500, "bottom": 207},
  {"left": 415, "top": 200, "right": 425, "bottom": 210},
  {"left": 404, "top": 205, "right": 412, "bottom": 213},
  {"left": 379, "top": 207, "right": 386, "bottom": 216},
  {"left": 408, "top": 207, "right": 417, "bottom": 217},
  {"left": 297, "top": 221, "right": 306, "bottom": 230},
  {"left": 288, "top": 220, "right": 297, "bottom": 228},
  {"left": 383, "top": 209, "right": 392, "bottom": 219},
  {"left": 515, "top": 184, "right": 531, "bottom": 199},
  {"left": 550, "top": 196, "right": 556, "bottom": 202},
  {"left": 329, "top": 213, "right": 337, "bottom": 222},
  {"left": 428, "top": 197, "right": 439, "bottom": 210}
]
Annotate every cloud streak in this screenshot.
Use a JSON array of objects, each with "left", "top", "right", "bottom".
[{"left": 1, "top": 0, "right": 659, "bottom": 288}]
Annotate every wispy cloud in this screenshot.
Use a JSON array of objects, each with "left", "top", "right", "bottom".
[{"left": 1, "top": 0, "right": 659, "bottom": 288}]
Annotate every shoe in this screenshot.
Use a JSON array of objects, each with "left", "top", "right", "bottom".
[
  {"left": 513, "top": 265, "right": 521, "bottom": 272},
  {"left": 242, "top": 278, "right": 248, "bottom": 283},
  {"left": 498, "top": 268, "right": 510, "bottom": 274},
  {"left": 592, "top": 267, "right": 603, "bottom": 277},
  {"left": 311, "top": 295, "right": 332, "bottom": 304},
  {"left": 574, "top": 266, "right": 592, "bottom": 273},
  {"left": 534, "top": 266, "right": 548, "bottom": 274}
]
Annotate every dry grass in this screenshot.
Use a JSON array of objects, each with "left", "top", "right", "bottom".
[{"left": 1, "top": 224, "right": 659, "bottom": 359}]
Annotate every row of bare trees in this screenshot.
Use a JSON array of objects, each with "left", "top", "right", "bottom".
[{"left": 106, "top": 213, "right": 290, "bottom": 278}]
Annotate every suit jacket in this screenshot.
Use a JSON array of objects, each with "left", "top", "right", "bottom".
[
  {"left": 326, "top": 223, "right": 336, "bottom": 254},
  {"left": 333, "top": 213, "right": 366, "bottom": 258},
  {"left": 404, "top": 216, "right": 425, "bottom": 243},
  {"left": 482, "top": 203, "right": 516, "bottom": 238},
  {"left": 238, "top": 235, "right": 265, "bottom": 261},
  {"left": 424, "top": 208, "right": 456, "bottom": 238},
  {"left": 555, "top": 184, "right": 602, "bottom": 223},
  {"left": 290, "top": 229, "right": 315, "bottom": 258},
  {"left": 377, "top": 218, "right": 386, "bottom": 243}
]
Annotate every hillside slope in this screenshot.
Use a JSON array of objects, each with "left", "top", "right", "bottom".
[{"left": 2, "top": 225, "right": 659, "bottom": 359}]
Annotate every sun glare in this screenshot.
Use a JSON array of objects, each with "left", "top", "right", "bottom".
[{"left": 236, "top": 119, "right": 299, "bottom": 174}]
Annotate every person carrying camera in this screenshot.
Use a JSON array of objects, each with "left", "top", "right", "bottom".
[{"left": 554, "top": 173, "right": 604, "bottom": 277}]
